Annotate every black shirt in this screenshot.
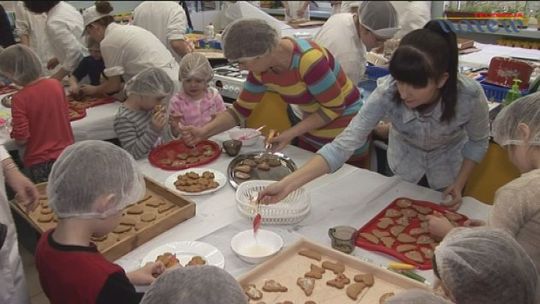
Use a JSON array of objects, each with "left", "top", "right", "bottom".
[
  {"left": 72, "top": 56, "right": 106, "bottom": 85},
  {"left": 0, "top": 4, "right": 15, "bottom": 48}
]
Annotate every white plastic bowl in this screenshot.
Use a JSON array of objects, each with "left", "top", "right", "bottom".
[
  {"left": 229, "top": 128, "right": 261, "bottom": 146},
  {"left": 231, "top": 229, "right": 283, "bottom": 264}
]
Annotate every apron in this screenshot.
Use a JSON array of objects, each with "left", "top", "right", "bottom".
[{"left": 0, "top": 167, "right": 30, "bottom": 304}]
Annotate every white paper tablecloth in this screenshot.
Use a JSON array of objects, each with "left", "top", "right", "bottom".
[
  {"left": 117, "top": 128, "right": 492, "bottom": 288},
  {"left": 460, "top": 42, "right": 540, "bottom": 68}
]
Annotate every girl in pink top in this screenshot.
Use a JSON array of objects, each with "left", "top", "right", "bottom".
[{"left": 170, "top": 53, "right": 226, "bottom": 128}]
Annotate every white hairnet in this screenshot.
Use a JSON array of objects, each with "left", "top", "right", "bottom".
[
  {"left": 222, "top": 18, "right": 280, "bottom": 61},
  {"left": 140, "top": 265, "right": 247, "bottom": 304},
  {"left": 434, "top": 227, "right": 538, "bottom": 304},
  {"left": 47, "top": 140, "right": 145, "bottom": 219},
  {"left": 0, "top": 44, "right": 42, "bottom": 86},
  {"left": 179, "top": 53, "right": 213, "bottom": 82},
  {"left": 386, "top": 289, "right": 453, "bottom": 304},
  {"left": 124, "top": 67, "right": 175, "bottom": 98},
  {"left": 357, "top": 1, "right": 400, "bottom": 39},
  {"left": 492, "top": 92, "right": 540, "bottom": 147}
]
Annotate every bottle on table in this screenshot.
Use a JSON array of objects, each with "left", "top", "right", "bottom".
[{"left": 503, "top": 79, "right": 523, "bottom": 106}]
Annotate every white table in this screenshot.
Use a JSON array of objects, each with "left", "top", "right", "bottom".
[
  {"left": 459, "top": 42, "right": 540, "bottom": 68},
  {"left": 117, "top": 129, "right": 492, "bottom": 287},
  {"left": 0, "top": 91, "right": 121, "bottom": 151}
]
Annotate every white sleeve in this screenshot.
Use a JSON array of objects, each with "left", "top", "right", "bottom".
[
  {"left": 101, "top": 41, "right": 125, "bottom": 77},
  {"left": 14, "top": 2, "right": 30, "bottom": 37},
  {"left": 0, "top": 146, "right": 10, "bottom": 161},
  {"left": 166, "top": 4, "right": 188, "bottom": 41},
  {"left": 46, "top": 19, "right": 85, "bottom": 72}
]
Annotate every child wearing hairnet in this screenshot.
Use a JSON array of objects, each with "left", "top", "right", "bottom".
[
  {"left": 432, "top": 227, "right": 537, "bottom": 304},
  {"left": 428, "top": 93, "right": 540, "bottom": 282},
  {"left": 0, "top": 44, "right": 74, "bottom": 183},
  {"left": 140, "top": 265, "right": 247, "bottom": 304},
  {"left": 35, "top": 140, "right": 166, "bottom": 304},
  {"left": 113, "top": 67, "right": 177, "bottom": 160},
  {"left": 169, "top": 53, "right": 225, "bottom": 130}
]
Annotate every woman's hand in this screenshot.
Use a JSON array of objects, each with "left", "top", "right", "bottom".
[
  {"left": 426, "top": 212, "right": 455, "bottom": 241},
  {"left": 442, "top": 182, "right": 464, "bottom": 211},
  {"left": 47, "top": 58, "right": 59, "bottom": 70},
  {"left": 127, "top": 262, "right": 165, "bottom": 285},
  {"left": 257, "top": 180, "right": 293, "bottom": 205},
  {"left": 268, "top": 131, "right": 294, "bottom": 152},
  {"left": 6, "top": 169, "right": 39, "bottom": 213},
  {"left": 80, "top": 84, "right": 100, "bottom": 97}
]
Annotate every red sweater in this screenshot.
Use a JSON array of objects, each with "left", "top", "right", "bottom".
[
  {"left": 35, "top": 230, "right": 143, "bottom": 304},
  {"left": 10, "top": 78, "right": 74, "bottom": 166}
]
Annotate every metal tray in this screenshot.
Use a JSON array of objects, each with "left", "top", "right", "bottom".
[{"left": 227, "top": 151, "right": 297, "bottom": 189}]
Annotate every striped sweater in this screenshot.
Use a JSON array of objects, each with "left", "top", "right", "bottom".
[
  {"left": 113, "top": 105, "right": 174, "bottom": 160},
  {"left": 232, "top": 38, "right": 363, "bottom": 148}
]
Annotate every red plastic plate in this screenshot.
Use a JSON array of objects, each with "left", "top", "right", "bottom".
[
  {"left": 356, "top": 197, "right": 468, "bottom": 270},
  {"left": 148, "top": 140, "right": 221, "bottom": 171}
]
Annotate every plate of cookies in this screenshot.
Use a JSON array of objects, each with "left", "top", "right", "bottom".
[
  {"left": 355, "top": 198, "right": 469, "bottom": 270},
  {"left": 149, "top": 139, "right": 221, "bottom": 171},
  {"left": 227, "top": 152, "right": 297, "bottom": 189},
  {"left": 164, "top": 168, "right": 227, "bottom": 196},
  {"left": 140, "top": 241, "right": 225, "bottom": 269}
]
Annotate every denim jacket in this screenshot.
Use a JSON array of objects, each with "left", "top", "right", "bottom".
[{"left": 318, "top": 75, "right": 490, "bottom": 190}]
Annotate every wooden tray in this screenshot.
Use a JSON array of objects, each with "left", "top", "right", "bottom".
[
  {"left": 238, "top": 238, "right": 427, "bottom": 304},
  {"left": 11, "top": 177, "right": 196, "bottom": 261},
  {"left": 355, "top": 198, "right": 468, "bottom": 270},
  {"left": 148, "top": 139, "right": 221, "bottom": 171}
]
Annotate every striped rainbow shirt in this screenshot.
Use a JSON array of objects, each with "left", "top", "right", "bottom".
[{"left": 232, "top": 38, "right": 364, "bottom": 148}]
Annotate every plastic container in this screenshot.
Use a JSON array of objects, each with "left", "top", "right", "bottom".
[
  {"left": 502, "top": 79, "right": 523, "bottom": 106},
  {"left": 365, "top": 65, "right": 390, "bottom": 81},
  {"left": 231, "top": 229, "right": 283, "bottom": 264},
  {"left": 235, "top": 180, "right": 310, "bottom": 225}
]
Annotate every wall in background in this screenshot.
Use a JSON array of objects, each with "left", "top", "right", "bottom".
[{"left": 68, "top": 1, "right": 143, "bottom": 14}]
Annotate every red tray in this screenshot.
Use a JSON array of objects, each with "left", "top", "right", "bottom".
[
  {"left": 68, "top": 96, "right": 115, "bottom": 111},
  {"left": 356, "top": 197, "right": 468, "bottom": 270},
  {"left": 0, "top": 85, "right": 18, "bottom": 95},
  {"left": 149, "top": 140, "right": 221, "bottom": 170},
  {"left": 69, "top": 108, "right": 86, "bottom": 121}
]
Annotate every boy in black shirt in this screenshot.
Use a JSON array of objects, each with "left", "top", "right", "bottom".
[{"left": 68, "top": 37, "right": 105, "bottom": 99}]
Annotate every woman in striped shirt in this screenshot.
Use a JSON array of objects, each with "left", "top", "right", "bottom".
[{"left": 180, "top": 18, "right": 369, "bottom": 167}]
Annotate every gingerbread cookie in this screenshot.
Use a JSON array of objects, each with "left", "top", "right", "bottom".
[
  {"left": 146, "top": 199, "right": 162, "bottom": 208},
  {"left": 416, "top": 235, "right": 435, "bottom": 245},
  {"left": 396, "top": 244, "right": 416, "bottom": 253},
  {"left": 396, "top": 199, "right": 412, "bottom": 208},
  {"left": 120, "top": 217, "right": 137, "bottom": 226},
  {"left": 322, "top": 261, "right": 345, "bottom": 274},
  {"left": 187, "top": 256, "right": 206, "bottom": 266},
  {"left": 298, "top": 249, "right": 321, "bottom": 261},
  {"left": 262, "top": 280, "right": 288, "bottom": 292},
  {"left": 411, "top": 204, "right": 431, "bottom": 214},
  {"left": 346, "top": 282, "right": 366, "bottom": 300},
  {"left": 305, "top": 263, "right": 325, "bottom": 279},
  {"left": 401, "top": 208, "right": 418, "bottom": 218},
  {"left": 140, "top": 213, "right": 157, "bottom": 222},
  {"left": 372, "top": 229, "right": 390, "bottom": 238},
  {"left": 41, "top": 207, "right": 53, "bottom": 215},
  {"left": 385, "top": 209, "right": 402, "bottom": 218},
  {"left": 396, "top": 216, "right": 410, "bottom": 226},
  {"left": 377, "top": 218, "right": 393, "bottom": 229},
  {"left": 409, "top": 227, "right": 427, "bottom": 236},
  {"left": 244, "top": 284, "right": 263, "bottom": 300},
  {"left": 326, "top": 273, "right": 350, "bottom": 289},
  {"left": 257, "top": 163, "right": 270, "bottom": 171},
  {"left": 156, "top": 252, "right": 181, "bottom": 268},
  {"left": 297, "top": 277, "right": 315, "bottom": 296},
  {"left": 113, "top": 224, "right": 131, "bottom": 234},
  {"left": 158, "top": 204, "right": 175, "bottom": 214},
  {"left": 37, "top": 213, "right": 54, "bottom": 223},
  {"left": 381, "top": 237, "right": 395, "bottom": 248},
  {"left": 380, "top": 292, "right": 395, "bottom": 303},
  {"left": 444, "top": 212, "right": 464, "bottom": 221},
  {"left": 127, "top": 205, "right": 144, "bottom": 215},
  {"left": 420, "top": 247, "right": 434, "bottom": 259},
  {"left": 91, "top": 234, "right": 108, "bottom": 242},
  {"left": 390, "top": 225, "right": 405, "bottom": 237},
  {"left": 353, "top": 273, "right": 374, "bottom": 286},
  {"left": 405, "top": 250, "right": 424, "bottom": 263},
  {"left": 359, "top": 232, "right": 379, "bottom": 244},
  {"left": 397, "top": 233, "right": 416, "bottom": 243}
]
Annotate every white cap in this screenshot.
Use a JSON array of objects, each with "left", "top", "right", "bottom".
[{"left": 82, "top": 5, "right": 110, "bottom": 29}]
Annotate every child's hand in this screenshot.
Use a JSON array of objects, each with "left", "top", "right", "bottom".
[
  {"left": 151, "top": 108, "right": 167, "bottom": 132},
  {"left": 179, "top": 125, "right": 206, "bottom": 146},
  {"left": 427, "top": 212, "right": 455, "bottom": 241},
  {"left": 47, "top": 57, "right": 59, "bottom": 70},
  {"left": 442, "top": 183, "right": 464, "bottom": 211},
  {"left": 127, "top": 262, "right": 165, "bottom": 286},
  {"left": 80, "top": 85, "right": 99, "bottom": 97}
]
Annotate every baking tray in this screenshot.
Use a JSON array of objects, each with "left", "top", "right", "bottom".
[
  {"left": 238, "top": 238, "right": 427, "bottom": 304},
  {"left": 148, "top": 139, "right": 221, "bottom": 171},
  {"left": 355, "top": 198, "right": 468, "bottom": 270},
  {"left": 227, "top": 151, "right": 297, "bottom": 189},
  {"left": 10, "top": 177, "right": 196, "bottom": 261}
]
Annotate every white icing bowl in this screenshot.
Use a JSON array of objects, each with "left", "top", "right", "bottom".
[
  {"left": 231, "top": 229, "right": 283, "bottom": 264},
  {"left": 229, "top": 128, "right": 261, "bottom": 146}
]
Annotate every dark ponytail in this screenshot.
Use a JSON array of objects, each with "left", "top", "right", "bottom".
[
  {"left": 389, "top": 20, "right": 459, "bottom": 122},
  {"left": 90, "top": 1, "right": 115, "bottom": 27}
]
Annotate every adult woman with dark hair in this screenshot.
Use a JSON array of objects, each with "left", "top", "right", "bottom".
[
  {"left": 259, "top": 21, "right": 490, "bottom": 209},
  {"left": 80, "top": 1, "right": 178, "bottom": 97},
  {"left": 23, "top": 1, "right": 86, "bottom": 81}
]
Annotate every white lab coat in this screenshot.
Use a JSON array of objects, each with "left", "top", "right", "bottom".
[
  {"left": 101, "top": 23, "right": 179, "bottom": 84},
  {"left": 394, "top": 1, "right": 432, "bottom": 38},
  {"left": 132, "top": 1, "right": 188, "bottom": 62},
  {"left": 45, "top": 1, "right": 87, "bottom": 72},
  {"left": 14, "top": 1, "right": 56, "bottom": 75},
  {"left": 315, "top": 13, "right": 367, "bottom": 85},
  {"left": 0, "top": 147, "right": 29, "bottom": 304},
  {"left": 339, "top": 1, "right": 360, "bottom": 13}
]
